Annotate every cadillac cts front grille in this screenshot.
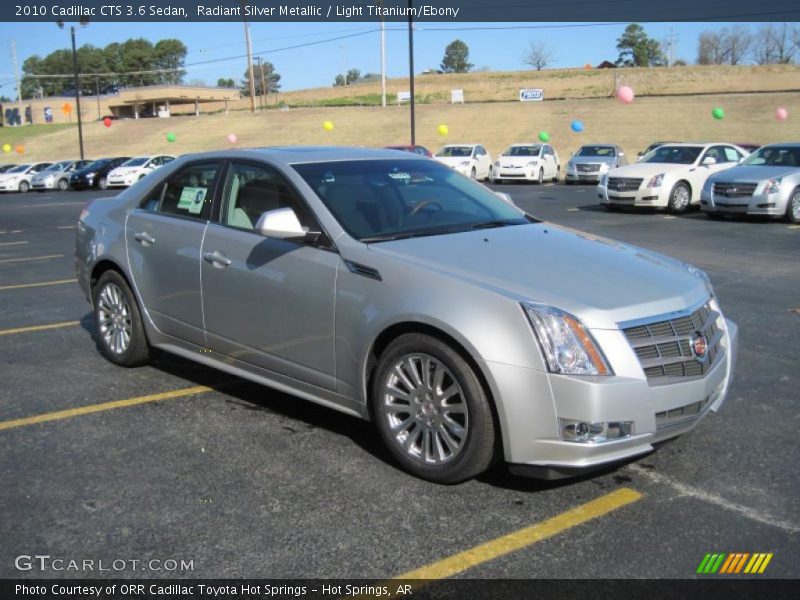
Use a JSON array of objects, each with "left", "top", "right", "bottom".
[
  {"left": 622, "top": 300, "right": 724, "bottom": 385},
  {"left": 713, "top": 182, "right": 758, "bottom": 198},
  {"left": 607, "top": 177, "right": 643, "bottom": 192},
  {"left": 577, "top": 163, "right": 601, "bottom": 172},
  {"left": 655, "top": 397, "right": 710, "bottom": 429}
]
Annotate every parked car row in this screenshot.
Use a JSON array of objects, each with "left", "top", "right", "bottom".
[{"left": 0, "top": 155, "right": 175, "bottom": 193}]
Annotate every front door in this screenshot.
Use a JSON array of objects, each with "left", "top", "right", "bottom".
[
  {"left": 125, "top": 160, "right": 221, "bottom": 345},
  {"left": 201, "top": 160, "right": 339, "bottom": 390}
]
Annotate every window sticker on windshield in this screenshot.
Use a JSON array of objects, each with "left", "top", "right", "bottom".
[{"left": 178, "top": 187, "right": 207, "bottom": 214}]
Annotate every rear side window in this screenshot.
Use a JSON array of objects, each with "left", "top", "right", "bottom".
[{"left": 141, "top": 161, "right": 220, "bottom": 220}]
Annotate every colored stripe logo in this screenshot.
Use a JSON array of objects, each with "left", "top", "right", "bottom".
[{"left": 697, "top": 552, "right": 773, "bottom": 574}]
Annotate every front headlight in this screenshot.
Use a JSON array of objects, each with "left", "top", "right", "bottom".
[
  {"left": 764, "top": 178, "right": 782, "bottom": 194},
  {"left": 598, "top": 163, "right": 610, "bottom": 172},
  {"left": 647, "top": 173, "right": 665, "bottom": 188},
  {"left": 522, "top": 302, "right": 612, "bottom": 376},
  {"left": 599, "top": 174, "right": 608, "bottom": 186},
  {"left": 567, "top": 160, "right": 574, "bottom": 169},
  {"left": 684, "top": 263, "right": 714, "bottom": 296},
  {"left": 494, "top": 161, "right": 500, "bottom": 167}
]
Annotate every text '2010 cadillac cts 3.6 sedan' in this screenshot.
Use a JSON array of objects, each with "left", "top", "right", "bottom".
[{"left": 76, "top": 147, "right": 738, "bottom": 483}]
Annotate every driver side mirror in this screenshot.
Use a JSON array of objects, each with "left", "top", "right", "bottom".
[
  {"left": 702, "top": 156, "right": 717, "bottom": 166},
  {"left": 256, "top": 207, "right": 320, "bottom": 242}
]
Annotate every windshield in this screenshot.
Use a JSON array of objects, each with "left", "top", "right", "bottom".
[
  {"left": 292, "top": 159, "right": 529, "bottom": 242},
  {"left": 642, "top": 146, "right": 702, "bottom": 165},
  {"left": 45, "top": 161, "right": 73, "bottom": 171},
  {"left": 83, "top": 159, "right": 111, "bottom": 171},
  {"left": 576, "top": 146, "right": 615, "bottom": 157},
  {"left": 504, "top": 145, "right": 541, "bottom": 157},
  {"left": 435, "top": 146, "right": 473, "bottom": 158},
  {"left": 122, "top": 157, "right": 149, "bottom": 167},
  {"left": 741, "top": 146, "right": 800, "bottom": 167},
  {"left": 7, "top": 164, "right": 31, "bottom": 173}
]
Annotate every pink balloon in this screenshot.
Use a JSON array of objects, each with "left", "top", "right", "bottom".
[
  {"left": 616, "top": 85, "right": 634, "bottom": 104},
  {"left": 776, "top": 107, "right": 788, "bottom": 121},
  {"left": 227, "top": 133, "right": 237, "bottom": 144}
]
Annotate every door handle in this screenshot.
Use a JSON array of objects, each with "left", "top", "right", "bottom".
[
  {"left": 133, "top": 232, "right": 155, "bottom": 246},
  {"left": 203, "top": 251, "right": 231, "bottom": 268}
]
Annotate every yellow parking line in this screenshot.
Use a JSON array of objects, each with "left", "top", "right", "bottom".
[
  {"left": 392, "top": 488, "right": 642, "bottom": 580},
  {"left": 0, "top": 241, "right": 28, "bottom": 247},
  {"left": 0, "top": 385, "right": 213, "bottom": 431},
  {"left": 0, "top": 278, "right": 76, "bottom": 291},
  {"left": 0, "top": 320, "right": 80, "bottom": 337},
  {"left": 0, "top": 254, "right": 64, "bottom": 264}
]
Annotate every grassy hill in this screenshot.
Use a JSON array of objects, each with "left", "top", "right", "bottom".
[{"left": 2, "top": 65, "right": 798, "bottom": 165}]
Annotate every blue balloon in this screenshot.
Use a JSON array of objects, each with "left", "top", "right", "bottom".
[{"left": 571, "top": 120, "right": 584, "bottom": 133}]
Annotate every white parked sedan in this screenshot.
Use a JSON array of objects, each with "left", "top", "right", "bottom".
[
  {"left": 434, "top": 144, "right": 493, "bottom": 180},
  {"left": 492, "top": 143, "right": 560, "bottom": 184},
  {"left": 0, "top": 162, "right": 53, "bottom": 193},
  {"left": 597, "top": 143, "right": 747, "bottom": 213},
  {"left": 107, "top": 155, "right": 175, "bottom": 188}
]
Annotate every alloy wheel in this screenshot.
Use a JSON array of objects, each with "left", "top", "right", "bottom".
[{"left": 96, "top": 282, "right": 133, "bottom": 355}]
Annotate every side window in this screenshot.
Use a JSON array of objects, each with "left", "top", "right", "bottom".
[
  {"left": 475, "top": 146, "right": 486, "bottom": 157},
  {"left": 704, "top": 146, "right": 723, "bottom": 163},
  {"left": 722, "top": 147, "right": 741, "bottom": 163},
  {"left": 141, "top": 161, "right": 219, "bottom": 219},
  {"left": 221, "top": 162, "right": 315, "bottom": 233},
  {"left": 163, "top": 156, "right": 174, "bottom": 166}
]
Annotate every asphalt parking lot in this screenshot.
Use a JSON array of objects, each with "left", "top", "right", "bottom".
[{"left": 1, "top": 183, "right": 798, "bottom": 580}]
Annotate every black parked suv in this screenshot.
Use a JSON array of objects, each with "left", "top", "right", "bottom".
[{"left": 69, "top": 157, "right": 131, "bottom": 190}]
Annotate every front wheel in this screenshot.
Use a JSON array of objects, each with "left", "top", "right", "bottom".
[
  {"left": 787, "top": 189, "right": 800, "bottom": 224},
  {"left": 97, "top": 176, "right": 108, "bottom": 190},
  {"left": 668, "top": 181, "right": 691, "bottom": 214},
  {"left": 18, "top": 181, "right": 29, "bottom": 193},
  {"left": 371, "top": 334, "right": 497, "bottom": 484},
  {"left": 537, "top": 169, "right": 544, "bottom": 185},
  {"left": 485, "top": 165, "right": 493, "bottom": 182},
  {"left": 552, "top": 166, "right": 560, "bottom": 182},
  {"left": 92, "top": 270, "right": 149, "bottom": 367},
  {"left": 58, "top": 178, "right": 69, "bottom": 191},
  {"left": 470, "top": 167, "right": 476, "bottom": 180}
]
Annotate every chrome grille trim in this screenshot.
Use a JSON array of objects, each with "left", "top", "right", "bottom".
[
  {"left": 607, "top": 177, "right": 643, "bottom": 192},
  {"left": 577, "top": 163, "right": 601, "bottom": 172},
  {"left": 655, "top": 396, "right": 711, "bottom": 429},
  {"left": 713, "top": 182, "right": 758, "bottom": 198},
  {"left": 619, "top": 298, "right": 725, "bottom": 385}
]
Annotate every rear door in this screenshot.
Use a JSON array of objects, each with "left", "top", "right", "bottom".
[
  {"left": 200, "top": 159, "right": 339, "bottom": 389},
  {"left": 125, "top": 160, "right": 221, "bottom": 345}
]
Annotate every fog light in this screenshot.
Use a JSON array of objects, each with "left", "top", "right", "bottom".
[{"left": 560, "top": 419, "right": 634, "bottom": 443}]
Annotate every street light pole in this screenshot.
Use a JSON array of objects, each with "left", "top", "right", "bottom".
[
  {"left": 69, "top": 26, "right": 85, "bottom": 160},
  {"left": 408, "top": 0, "right": 415, "bottom": 144}
]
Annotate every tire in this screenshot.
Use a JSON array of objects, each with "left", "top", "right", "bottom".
[
  {"left": 668, "top": 181, "right": 692, "bottom": 214},
  {"left": 564, "top": 179, "right": 573, "bottom": 185},
  {"left": 704, "top": 211, "right": 724, "bottom": 220},
  {"left": 470, "top": 167, "right": 476, "bottom": 180},
  {"left": 18, "top": 180, "right": 29, "bottom": 193},
  {"left": 98, "top": 176, "right": 108, "bottom": 190},
  {"left": 553, "top": 166, "right": 560, "bottom": 183},
  {"left": 605, "top": 203, "right": 621, "bottom": 212},
  {"left": 371, "top": 333, "right": 496, "bottom": 484},
  {"left": 537, "top": 169, "right": 544, "bottom": 185},
  {"left": 92, "top": 270, "right": 149, "bottom": 367},
  {"left": 58, "top": 178, "right": 69, "bottom": 191},
  {"left": 786, "top": 189, "right": 800, "bottom": 224},
  {"left": 485, "top": 165, "right": 493, "bottom": 182}
]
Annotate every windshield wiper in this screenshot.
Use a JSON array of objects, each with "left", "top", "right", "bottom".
[{"left": 468, "top": 219, "right": 522, "bottom": 230}]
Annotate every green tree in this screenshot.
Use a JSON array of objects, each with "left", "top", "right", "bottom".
[
  {"left": 616, "top": 24, "right": 665, "bottom": 67},
  {"left": 153, "top": 39, "right": 187, "bottom": 84},
  {"left": 346, "top": 68, "right": 360, "bottom": 84},
  {"left": 118, "top": 38, "right": 156, "bottom": 86},
  {"left": 242, "top": 62, "right": 281, "bottom": 96},
  {"left": 440, "top": 39, "right": 473, "bottom": 73},
  {"left": 333, "top": 74, "right": 346, "bottom": 87},
  {"left": 217, "top": 77, "right": 236, "bottom": 88}
]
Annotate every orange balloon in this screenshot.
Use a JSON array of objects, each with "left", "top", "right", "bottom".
[{"left": 15, "top": 145, "right": 24, "bottom": 154}]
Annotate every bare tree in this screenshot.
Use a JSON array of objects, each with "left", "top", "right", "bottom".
[
  {"left": 697, "top": 26, "right": 752, "bottom": 65},
  {"left": 751, "top": 23, "right": 799, "bottom": 64},
  {"left": 523, "top": 41, "right": 555, "bottom": 71},
  {"left": 697, "top": 30, "right": 726, "bottom": 64},
  {"left": 724, "top": 25, "right": 752, "bottom": 65}
]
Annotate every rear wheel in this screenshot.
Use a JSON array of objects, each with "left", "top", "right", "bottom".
[
  {"left": 553, "top": 166, "right": 560, "bottom": 182},
  {"left": 371, "top": 334, "right": 496, "bottom": 484},
  {"left": 470, "top": 167, "right": 477, "bottom": 180},
  {"left": 537, "top": 169, "right": 544, "bottom": 185},
  {"left": 485, "top": 165, "right": 493, "bottom": 182},
  {"left": 787, "top": 189, "right": 800, "bottom": 224},
  {"left": 92, "top": 270, "right": 149, "bottom": 367},
  {"left": 18, "top": 181, "right": 29, "bottom": 193},
  {"left": 668, "top": 181, "right": 691, "bottom": 213},
  {"left": 98, "top": 176, "right": 108, "bottom": 190},
  {"left": 58, "top": 178, "right": 69, "bottom": 191}
]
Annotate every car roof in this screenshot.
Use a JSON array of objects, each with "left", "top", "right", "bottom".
[
  {"left": 760, "top": 142, "right": 800, "bottom": 148},
  {"left": 170, "top": 146, "right": 429, "bottom": 167}
]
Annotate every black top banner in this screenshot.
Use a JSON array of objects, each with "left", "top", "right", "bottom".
[{"left": 5, "top": 0, "right": 800, "bottom": 22}]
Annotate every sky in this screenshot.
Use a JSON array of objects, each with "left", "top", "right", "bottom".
[{"left": 0, "top": 21, "right": 779, "bottom": 94}]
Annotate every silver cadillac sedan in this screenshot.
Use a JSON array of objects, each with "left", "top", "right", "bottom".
[
  {"left": 565, "top": 144, "right": 627, "bottom": 184},
  {"left": 701, "top": 143, "right": 800, "bottom": 223},
  {"left": 75, "top": 147, "right": 738, "bottom": 483}
]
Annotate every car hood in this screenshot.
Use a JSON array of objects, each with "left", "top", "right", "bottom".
[
  {"left": 111, "top": 167, "right": 140, "bottom": 175},
  {"left": 710, "top": 164, "right": 800, "bottom": 182},
  {"left": 368, "top": 223, "right": 708, "bottom": 330},
  {"left": 435, "top": 156, "right": 472, "bottom": 167},
  {"left": 33, "top": 171, "right": 65, "bottom": 179},
  {"left": 498, "top": 156, "right": 540, "bottom": 166},
  {"left": 571, "top": 156, "right": 616, "bottom": 165},
  {"left": 608, "top": 162, "right": 691, "bottom": 178}
]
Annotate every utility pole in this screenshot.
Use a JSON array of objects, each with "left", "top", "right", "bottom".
[
  {"left": 408, "top": 0, "right": 415, "bottom": 144},
  {"left": 69, "top": 26, "right": 85, "bottom": 160},
  {"left": 11, "top": 40, "right": 23, "bottom": 125},
  {"left": 380, "top": 15, "right": 387, "bottom": 107},
  {"left": 256, "top": 56, "right": 267, "bottom": 111},
  {"left": 665, "top": 28, "right": 679, "bottom": 67},
  {"left": 242, "top": 2, "right": 256, "bottom": 112}
]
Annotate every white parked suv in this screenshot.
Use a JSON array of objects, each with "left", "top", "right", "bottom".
[
  {"left": 492, "top": 143, "right": 560, "bottom": 184},
  {"left": 107, "top": 155, "right": 175, "bottom": 188},
  {"left": 598, "top": 143, "right": 747, "bottom": 213},
  {"left": 434, "top": 144, "right": 493, "bottom": 180}
]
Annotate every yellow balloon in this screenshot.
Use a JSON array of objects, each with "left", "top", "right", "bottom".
[
  {"left": 2, "top": 144, "right": 10, "bottom": 153},
  {"left": 437, "top": 124, "right": 449, "bottom": 136},
  {"left": 323, "top": 120, "right": 334, "bottom": 131}
]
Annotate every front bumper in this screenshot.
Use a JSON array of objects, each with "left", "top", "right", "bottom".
[
  {"left": 485, "top": 318, "right": 738, "bottom": 477},
  {"left": 70, "top": 178, "right": 94, "bottom": 189},
  {"left": 31, "top": 179, "right": 57, "bottom": 190},
  {"left": 495, "top": 166, "right": 538, "bottom": 181},
  {"left": 598, "top": 184, "right": 669, "bottom": 208},
  {"left": 0, "top": 180, "right": 21, "bottom": 191},
  {"left": 701, "top": 192, "right": 787, "bottom": 217},
  {"left": 566, "top": 168, "right": 606, "bottom": 183}
]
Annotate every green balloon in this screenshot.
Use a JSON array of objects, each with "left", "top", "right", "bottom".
[
  {"left": 166, "top": 132, "right": 176, "bottom": 142},
  {"left": 712, "top": 107, "right": 725, "bottom": 120},
  {"left": 538, "top": 131, "right": 550, "bottom": 142}
]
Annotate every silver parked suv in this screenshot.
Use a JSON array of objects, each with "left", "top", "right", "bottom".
[
  {"left": 701, "top": 143, "right": 800, "bottom": 223},
  {"left": 76, "top": 147, "right": 738, "bottom": 483}
]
